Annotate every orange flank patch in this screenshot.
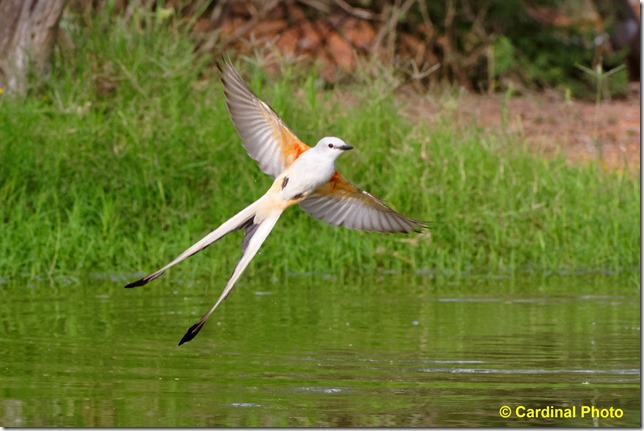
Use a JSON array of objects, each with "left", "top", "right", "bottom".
[
  {"left": 278, "top": 127, "right": 310, "bottom": 167},
  {"left": 326, "top": 172, "right": 343, "bottom": 192},
  {"left": 259, "top": 99, "right": 310, "bottom": 170},
  {"left": 314, "top": 173, "right": 386, "bottom": 211},
  {"left": 282, "top": 136, "right": 309, "bottom": 163},
  {"left": 319, "top": 173, "right": 361, "bottom": 198}
]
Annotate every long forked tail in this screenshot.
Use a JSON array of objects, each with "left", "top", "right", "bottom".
[
  {"left": 178, "top": 210, "right": 282, "bottom": 345},
  {"left": 124, "top": 197, "right": 264, "bottom": 288}
]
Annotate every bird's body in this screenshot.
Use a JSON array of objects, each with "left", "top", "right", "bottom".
[
  {"left": 126, "top": 59, "right": 425, "bottom": 345},
  {"left": 272, "top": 141, "right": 340, "bottom": 204}
]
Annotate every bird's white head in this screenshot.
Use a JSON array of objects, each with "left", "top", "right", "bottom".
[{"left": 315, "top": 137, "right": 353, "bottom": 158}]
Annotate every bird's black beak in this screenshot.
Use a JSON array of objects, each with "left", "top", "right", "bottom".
[{"left": 340, "top": 144, "right": 353, "bottom": 151}]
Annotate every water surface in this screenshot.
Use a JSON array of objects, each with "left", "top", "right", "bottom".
[{"left": 1, "top": 273, "right": 640, "bottom": 426}]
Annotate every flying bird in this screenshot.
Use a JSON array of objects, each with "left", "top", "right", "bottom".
[{"left": 125, "top": 59, "right": 425, "bottom": 345}]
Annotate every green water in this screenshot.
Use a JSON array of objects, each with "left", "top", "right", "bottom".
[{"left": 1, "top": 273, "right": 639, "bottom": 427}]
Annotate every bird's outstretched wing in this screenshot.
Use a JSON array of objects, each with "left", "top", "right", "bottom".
[
  {"left": 300, "top": 174, "right": 425, "bottom": 233},
  {"left": 220, "top": 59, "right": 310, "bottom": 178}
]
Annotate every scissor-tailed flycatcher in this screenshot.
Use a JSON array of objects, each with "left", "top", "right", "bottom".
[{"left": 125, "top": 59, "right": 425, "bottom": 345}]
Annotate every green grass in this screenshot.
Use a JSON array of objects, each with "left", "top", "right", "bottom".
[{"left": 0, "top": 13, "right": 639, "bottom": 282}]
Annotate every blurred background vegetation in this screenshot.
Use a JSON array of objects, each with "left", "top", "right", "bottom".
[
  {"left": 90, "top": 0, "right": 639, "bottom": 95},
  {"left": 0, "top": 0, "right": 640, "bottom": 98},
  {"left": 0, "top": 0, "right": 639, "bottom": 280}
]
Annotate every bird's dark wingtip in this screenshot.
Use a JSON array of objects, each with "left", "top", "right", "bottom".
[
  {"left": 416, "top": 219, "right": 442, "bottom": 231},
  {"left": 399, "top": 220, "right": 429, "bottom": 234},
  {"left": 125, "top": 270, "right": 166, "bottom": 288},
  {"left": 216, "top": 54, "right": 233, "bottom": 74},
  {"left": 216, "top": 57, "right": 225, "bottom": 74},
  {"left": 124, "top": 277, "right": 148, "bottom": 288},
  {"left": 178, "top": 321, "right": 204, "bottom": 346},
  {"left": 415, "top": 222, "right": 430, "bottom": 232}
]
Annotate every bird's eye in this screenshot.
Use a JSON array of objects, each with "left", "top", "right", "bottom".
[{"left": 328, "top": 143, "right": 334, "bottom": 148}]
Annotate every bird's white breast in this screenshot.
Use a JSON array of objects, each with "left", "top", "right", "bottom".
[{"left": 281, "top": 149, "right": 336, "bottom": 198}]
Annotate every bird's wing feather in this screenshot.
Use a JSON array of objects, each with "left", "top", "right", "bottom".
[
  {"left": 220, "top": 59, "right": 310, "bottom": 178},
  {"left": 299, "top": 173, "right": 424, "bottom": 233}
]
